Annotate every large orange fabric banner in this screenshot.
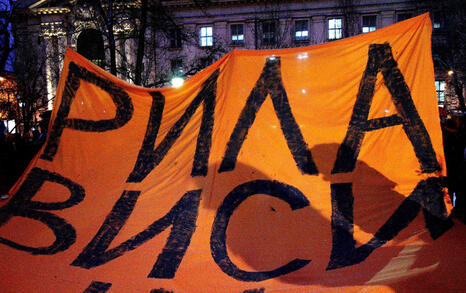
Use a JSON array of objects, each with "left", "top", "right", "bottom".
[{"left": 0, "top": 13, "right": 464, "bottom": 292}]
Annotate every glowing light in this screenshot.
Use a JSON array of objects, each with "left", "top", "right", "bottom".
[
  {"left": 6, "top": 120, "right": 15, "bottom": 133},
  {"left": 302, "top": 89, "right": 306, "bottom": 94},
  {"left": 448, "top": 70, "right": 454, "bottom": 76},
  {"left": 384, "top": 109, "right": 390, "bottom": 113},
  {"left": 171, "top": 77, "right": 184, "bottom": 88},
  {"left": 268, "top": 55, "right": 276, "bottom": 61},
  {"left": 297, "top": 53, "right": 309, "bottom": 59},
  {"left": 0, "top": 77, "right": 4, "bottom": 82}
]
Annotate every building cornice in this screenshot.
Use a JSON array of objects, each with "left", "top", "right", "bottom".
[
  {"left": 161, "top": 0, "right": 285, "bottom": 8},
  {"left": 28, "top": 0, "right": 48, "bottom": 9},
  {"left": 161, "top": 0, "right": 428, "bottom": 9},
  {"left": 32, "top": 7, "right": 71, "bottom": 15}
]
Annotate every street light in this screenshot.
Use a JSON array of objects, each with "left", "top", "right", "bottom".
[{"left": 170, "top": 76, "right": 184, "bottom": 88}]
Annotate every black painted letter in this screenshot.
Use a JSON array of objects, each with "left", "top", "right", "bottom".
[
  {"left": 327, "top": 178, "right": 453, "bottom": 270},
  {"left": 83, "top": 281, "right": 112, "bottom": 293},
  {"left": 127, "top": 69, "right": 219, "bottom": 182},
  {"left": 0, "top": 168, "right": 85, "bottom": 254},
  {"left": 211, "top": 180, "right": 311, "bottom": 281},
  {"left": 332, "top": 43, "right": 440, "bottom": 174},
  {"left": 218, "top": 57, "right": 318, "bottom": 175},
  {"left": 41, "top": 62, "right": 134, "bottom": 161},
  {"left": 72, "top": 189, "right": 201, "bottom": 279}
]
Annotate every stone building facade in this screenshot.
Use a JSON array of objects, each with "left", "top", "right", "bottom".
[{"left": 12, "top": 0, "right": 464, "bottom": 113}]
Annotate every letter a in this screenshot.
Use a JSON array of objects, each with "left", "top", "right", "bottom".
[{"left": 332, "top": 43, "right": 440, "bottom": 174}]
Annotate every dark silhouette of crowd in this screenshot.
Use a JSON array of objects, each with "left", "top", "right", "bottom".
[
  {"left": 0, "top": 111, "right": 50, "bottom": 195},
  {"left": 0, "top": 110, "right": 465, "bottom": 222},
  {"left": 441, "top": 112, "right": 466, "bottom": 222}
]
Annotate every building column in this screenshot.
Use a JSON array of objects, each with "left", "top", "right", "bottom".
[
  {"left": 279, "top": 18, "right": 292, "bottom": 47},
  {"left": 245, "top": 20, "right": 257, "bottom": 49},
  {"left": 380, "top": 10, "right": 395, "bottom": 28},
  {"left": 41, "top": 19, "right": 67, "bottom": 110},
  {"left": 184, "top": 24, "right": 198, "bottom": 66},
  {"left": 311, "top": 15, "right": 326, "bottom": 45},
  {"left": 214, "top": 21, "right": 228, "bottom": 48}
]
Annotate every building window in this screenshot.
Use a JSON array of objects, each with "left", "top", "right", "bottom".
[
  {"left": 262, "top": 21, "right": 276, "bottom": 44},
  {"left": 169, "top": 27, "right": 182, "bottom": 49},
  {"left": 231, "top": 24, "right": 244, "bottom": 45},
  {"left": 328, "top": 18, "right": 342, "bottom": 40},
  {"left": 362, "top": 15, "right": 377, "bottom": 33},
  {"left": 77, "top": 29, "right": 105, "bottom": 66},
  {"left": 295, "top": 20, "right": 309, "bottom": 41},
  {"left": 171, "top": 59, "right": 183, "bottom": 76},
  {"left": 435, "top": 80, "right": 445, "bottom": 105},
  {"left": 432, "top": 12, "right": 444, "bottom": 30},
  {"left": 6, "top": 120, "right": 16, "bottom": 133},
  {"left": 397, "top": 13, "right": 412, "bottom": 22},
  {"left": 200, "top": 26, "right": 213, "bottom": 47}
]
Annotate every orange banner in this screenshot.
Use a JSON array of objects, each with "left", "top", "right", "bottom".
[{"left": 0, "top": 13, "right": 464, "bottom": 292}]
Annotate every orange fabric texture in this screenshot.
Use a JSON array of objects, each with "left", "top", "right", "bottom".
[{"left": 0, "top": 14, "right": 464, "bottom": 292}]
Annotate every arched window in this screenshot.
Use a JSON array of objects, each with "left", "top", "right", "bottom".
[{"left": 77, "top": 29, "right": 105, "bottom": 66}]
